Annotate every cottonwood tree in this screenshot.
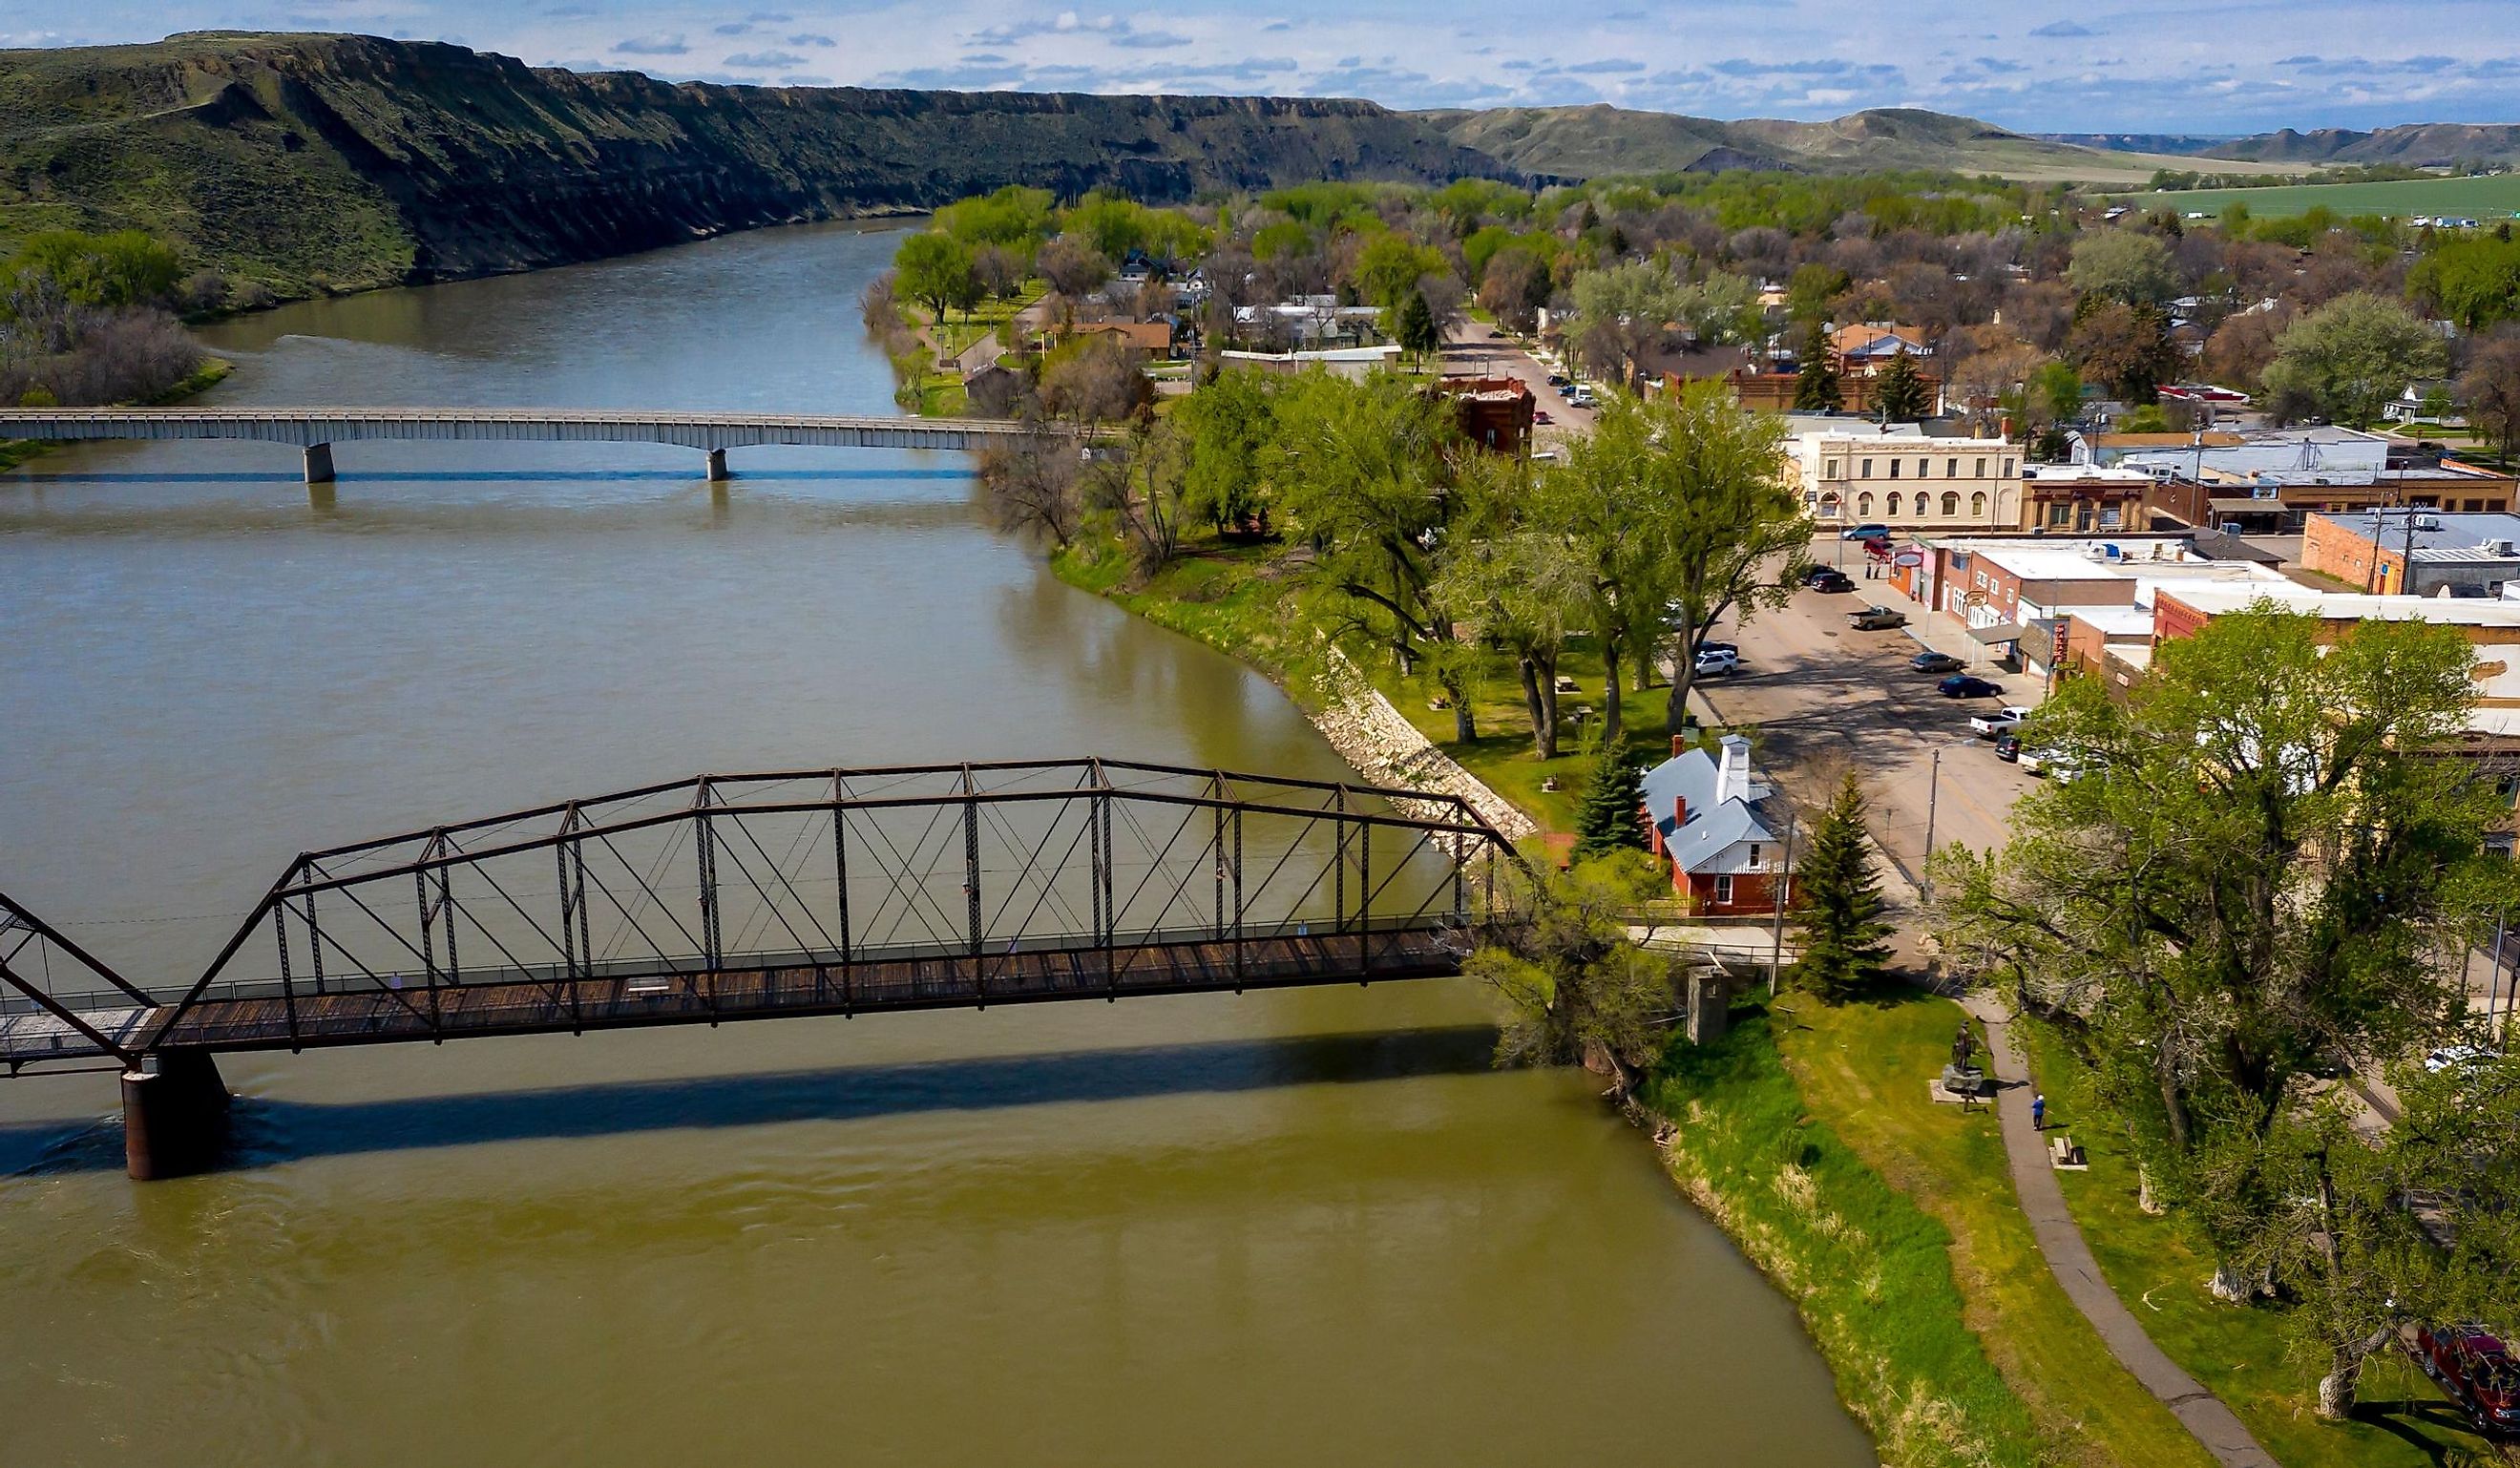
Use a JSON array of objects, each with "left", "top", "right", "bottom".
[
  {"left": 2068, "top": 228, "right": 2178, "bottom": 307},
  {"left": 1623, "top": 382, "right": 1812, "bottom": 737},
  {"left": 1436, "top": 458, "right": 1589, "bottom": 758},
  {"left": 2262, "top": 292, "right": 2448, "bottom": 430},
  {"left": 975, "top": 410, "right": 1084, "bottom": 549},
  {"left": 894, "top": 232, "right": 981, "bottom": 325},
  {"left": 1037, "top": 236, "right": 1114, "bottom": 299},
  {"left": 1532, "top": 399, "right": 1674, "bottom": 743},
  {"left": 1265, "top": 371, "right": 1479, "bottom": 740},
  {"left": 1169, "top": 367, "right": 1275, "bottom": 533},
  {"left": 1569, "top": 260, "right": 1686, "bottom": 388},
  {"left": 1468, "top": 850, "right": 1683, "bottom": 1092},
  {"left": 1933, "top": 604, "right": 2519, "bottom": 1304}
]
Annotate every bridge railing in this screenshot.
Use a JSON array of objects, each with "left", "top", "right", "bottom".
[{"left": 137, "top": 758, "right": 1518, "bottom": 1052}]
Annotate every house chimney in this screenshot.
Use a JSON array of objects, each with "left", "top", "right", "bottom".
[
  {"left": 1673, "top": 796, "right": 1688, "bottom": 830},
  {"left": 1717, "top": 735, "right": 1753, "bottom": 806},
  {"left": 1670, "top": 735, "right": 1687, "bottom": 758}
]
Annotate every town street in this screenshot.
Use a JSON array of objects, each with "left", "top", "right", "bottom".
[
  {"left": 1443, "top": 317, "right": 1597, "bottom": 436},
  {"left": 1684, "top": 539, "right": 2043, "bottom": 891}
]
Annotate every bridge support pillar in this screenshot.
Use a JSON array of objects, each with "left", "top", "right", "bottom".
[
  {"left": 303, "top": 442, "right": 336, "bottom": 486},
  {"left": 704, "top": 448, "right": 729, "bottom": 482},
  {"left": 121, "top": 1050, "right": 232, "bottom": 1182}
]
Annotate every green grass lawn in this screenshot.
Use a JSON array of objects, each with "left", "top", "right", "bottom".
[
  {"left": 2020, "top": 1025, "right": 2494, "bottom": 1467},
  {"left": 1648, "top": 998, "right": 2050, "bottom": 1467},
  {"left": 2117, "top": 175, "right": 2520, "bottom": 220},
  {"left": 1774, "top": 990, "right": 2217, "bottom": 1467}
]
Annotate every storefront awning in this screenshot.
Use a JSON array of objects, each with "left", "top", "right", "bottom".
[{"left": 1966, "top": 622, "right": 2027, "bottom": 644}]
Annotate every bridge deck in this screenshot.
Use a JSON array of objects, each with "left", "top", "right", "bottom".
[
  {"left": 5, "top": 931, "right": 1464, "bottom": 1069},
  {"left": 0, "top": 406, "right": 1039, "bottom": 452}
]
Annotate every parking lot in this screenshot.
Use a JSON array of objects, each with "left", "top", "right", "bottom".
[{"left": 1685, "top": 535, "right": 2044, "bottom": 890}]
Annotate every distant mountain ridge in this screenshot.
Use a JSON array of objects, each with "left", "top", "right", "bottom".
[
  {"left": 2034, "top": 133, "right": 2237, "bottom": 157},
  {"left": 0, "top": 31, "right": 1524, "bottom": 296},
  {"left": 1418, "top": 104, "right": 2274, "bottom": 185},
  {"left": 2201, "top": 123, "right": 2520, "bottom": 166}
]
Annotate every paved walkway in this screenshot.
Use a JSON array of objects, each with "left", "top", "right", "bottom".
[{"left": 1959, "top": 994, "right": 2282, "bottom": 1468}]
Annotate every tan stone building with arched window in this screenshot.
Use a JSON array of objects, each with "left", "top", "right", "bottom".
[{"left": 1784, "top": 426, "right": 2022, "bottom": 533}]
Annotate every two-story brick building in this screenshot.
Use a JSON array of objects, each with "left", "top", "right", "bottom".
[{"left": 2300, "top": 511, "right": 2520, "bottom": 598}]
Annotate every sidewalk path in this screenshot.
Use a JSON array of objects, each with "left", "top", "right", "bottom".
[{"left": 1960, "top": 994, "right": 2281, "bottom": 1468}]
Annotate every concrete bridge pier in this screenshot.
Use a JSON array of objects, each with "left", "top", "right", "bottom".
[
  {"left": 704, "top": 447, "right": 729, "bottom": 482},
  {"left": 121, "top": 1050, "right": 233, "bottom": 1182},
  {"left": 303, "top": 442, "right": 336, "bottom": 486}
]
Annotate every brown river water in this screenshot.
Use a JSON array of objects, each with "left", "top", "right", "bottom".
[{"left": 0, "top": 220, "right": 1873, "bottom": 1466}]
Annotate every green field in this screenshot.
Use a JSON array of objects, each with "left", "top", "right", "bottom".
[{"left": 2117, "top": 173, "right": 2520, "bottom": 220}]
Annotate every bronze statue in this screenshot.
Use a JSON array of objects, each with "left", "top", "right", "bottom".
[{"left": 1953, "top": 1024, "right": 1976, "bottom": 1072}]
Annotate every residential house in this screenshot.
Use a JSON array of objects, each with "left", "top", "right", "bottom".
[
  {"left": 1640, "top": 735, "right": 1794, "bottom": 916},
  {"left": 1067, "top": 319, "right": 1179, "bottom": 360},
  {"left": 1786, "top": 426, "right": 2023, "bottom": 532},
  {"left": 2383, "top": 380, "right": 2467, "bottom": 426}
]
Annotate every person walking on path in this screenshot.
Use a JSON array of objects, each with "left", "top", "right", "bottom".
[{"left": 2031, "top": 1092, "right": 2046, "bottom": 1132}]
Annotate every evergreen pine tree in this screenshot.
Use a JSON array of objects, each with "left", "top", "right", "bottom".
[
  {"left": 1792, "top": 325, "right": 1842, "bottom": 411},
  {"left": 1572, "top": 742, "right": 1648, "bottom": 861},
  {"left": 1791, "top": 772, "right": 1895, "bottom": 1003},
  {"left": 1874, "top": 348, "right": 1932, "bottom": 423},
  {"left": 1396, "top": 289, "right": 1441, "bottom": 367}
]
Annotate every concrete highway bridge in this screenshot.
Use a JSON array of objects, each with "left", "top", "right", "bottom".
[
  {"left": 0, "top": 759, "right": 1520, "bottom": 1179},
  {"left": 0, "top": 407, "right": 1049, "bottom": 483}
]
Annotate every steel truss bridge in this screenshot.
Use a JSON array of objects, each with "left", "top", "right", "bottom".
[
  {"left": 0, "top": 407, "right": 1050, "bottom": 483},
  {"left": 0, "top": 759, "right": 1519, "bottom": 1177}
]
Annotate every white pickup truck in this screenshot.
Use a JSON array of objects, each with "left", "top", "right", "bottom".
[{"left": 1969, "top": 705, "right": 2032, "bottom": 740}]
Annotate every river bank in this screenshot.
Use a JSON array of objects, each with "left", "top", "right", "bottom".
[
  {"left": 1045, "top": 522, "right": 2095, "bottom": 1465},
  {"left": 0, "top": 355, "right": 233, "bottom": 472}
]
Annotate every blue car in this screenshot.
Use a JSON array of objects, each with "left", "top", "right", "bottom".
[{"left": 1938, "top": 674, "right": 2003, "bottom": 699}]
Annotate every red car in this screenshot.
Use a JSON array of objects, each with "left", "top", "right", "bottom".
[
  {"left": 1533, "top": 409, "right": 1555, "bottom": 426},
  {"left": 2416, "top": 1324, "right": 2520, "bottom": 1433}
]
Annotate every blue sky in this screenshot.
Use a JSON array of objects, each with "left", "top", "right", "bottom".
[{"left": 10, "top": 0, "right": 2520, "bottom": 133}]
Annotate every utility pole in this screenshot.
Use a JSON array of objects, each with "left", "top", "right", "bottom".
[
  {"left": 1922, "top": 747, "right": 1942, "bottom": 903},
  {"left": 1768, "top": 809, "right": 1798, "bottom": 997}
]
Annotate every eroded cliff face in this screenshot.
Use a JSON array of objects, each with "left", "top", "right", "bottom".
[{"left": 0, "top": 32, "right": 1525, "bottom": 295}]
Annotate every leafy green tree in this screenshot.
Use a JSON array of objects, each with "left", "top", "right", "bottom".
[
  {"left": 1352, "top": 232, "right": 1448, "bottom": 315},
  {"left": 894, "top": 231, "right": 980, "bottom": 324},
  {"left": 1467, "top": 850, "right": 1683, "bottom": 1090},
  {"left": 1062, "top": 191, "right": 1152, "bottom": 263},
  {"left": 1264, "top": 370, "right": 1479, "bottom": 740},
  {"left": 1568, "top": 260, "right": 1687, "bottom": 388},
  {"left": 2067, "top": 300, "right": 2180, "bottom": 404},
  {"left": 1170, "top": 367, "right": 1275, "bottom": 532},
  {"left": 4, "top": 229, "right": 183, "bottom": 310},
  {"left": 2261, "top": 292, "right": 2449, "bottom": 430},
  {"left": 1934, "top": 604, "right": 2518, "bottom": 1298},
  {"left": 1785, "top": 262, "right": 1849, "bottom": 324},
  {"left": 1602, "top": 381, "right": 1809, "bottom": 737},
  {"left": 2031, "top": 360, "right": 2087, "bottom": 427},
  {"left": 1536, "top": 403, "right": 1673, "bottom": 742},
  {"left": 1674, "top": 269, "right": 1762, "bottom": 346},
  {"left": 1792, "top": 772, "right": 1893, "bottom": 1004},
  {"left": 1249, "top": 219, "right": 1313, "bottom": 262},
  {"left": 1571, "top": 743, "right": 1648, "bottom": 860},
  {"left": 1792, "top": 325, "right": 1841, "bottom": 410},
  {"left": 2067, "top": 228, "right": 2178, "bottom": 306},
  {"left": 2406, "top": 234, "right": 2520, "bottom": 331},
  {"left": 1872, "top": 349, "right": 1933, "bottom": 422},
  {"left": 934, "top": 185, "right": 1057, "bottom": 255}
]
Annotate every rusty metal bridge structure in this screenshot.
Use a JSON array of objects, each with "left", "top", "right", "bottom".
[{"left": 0, "top": 758, "right": 1519, "bottom": 1178}]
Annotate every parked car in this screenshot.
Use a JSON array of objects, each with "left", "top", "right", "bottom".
[
  {"left": 1910, "top": 651, "right": 1966, "bottom": 675},
  {"left": 2019, "top": 746, "right": 2082, "bottom": 782},
  {"left": 1545, "top": 373, "right": 1570, "bottom": 388},
  {"left": 1697, "top": 640, "right": 1737, "bottom": 658},
  {"left": 1693, "top": 647, "right": 1741, "bottom": 678},
  {"left": 1807, "top": 569, "right": 1856, "bottom": 594},
  {"left": 1533, "top": 409, "right": 1555, "bottom": 426},
  {"left": 1994, "top": 732, "right": 2022, "bottom": 762},
  {"left": 1939, "top": 674, "right": 2003, "bottom": 699},
  {"left": 1969, "top": 705, "right": 2033, "bottom": 739},
  {"left": 1840, "top": 523, "right": 1892, "bottom": 542},
  {"left": 2426, "top": 1044, "right": 2502, "bottom": 1075},
  {"left": 1847, "top": 604, "right": 1906, "bottom": 629},
  {"left": 2415, "top": 1324, "right": 2520, "bottom": 1433}
]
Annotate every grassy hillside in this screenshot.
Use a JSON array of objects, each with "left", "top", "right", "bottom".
[
  {"left": 1422, "top": 104, "right": 2292, "bottom": 184},
  {"left": 0, "top": 32, "right": 1525, "bottom": 301},
  {"left": 2117, "top": 174, "right": 2520, "bottom": 219}
]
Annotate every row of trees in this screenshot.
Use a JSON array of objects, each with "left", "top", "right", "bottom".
[{"left": 984, "top": 371, "right": 1812, "bottom": 751}]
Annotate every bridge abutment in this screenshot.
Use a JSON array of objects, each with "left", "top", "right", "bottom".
[
  {"left": 303, "top": 442, "right": 336, "bottom": 485},
  {"left": 704, "top": 448, "right": 729, "bottom": 481},
  {"left": 121, "top": 1050, "right": 233, "bottom": 1182}
]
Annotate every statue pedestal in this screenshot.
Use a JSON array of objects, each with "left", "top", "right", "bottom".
[{"left": 1929, "top": 1063, "right": 1996, "bottom": 1104}]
